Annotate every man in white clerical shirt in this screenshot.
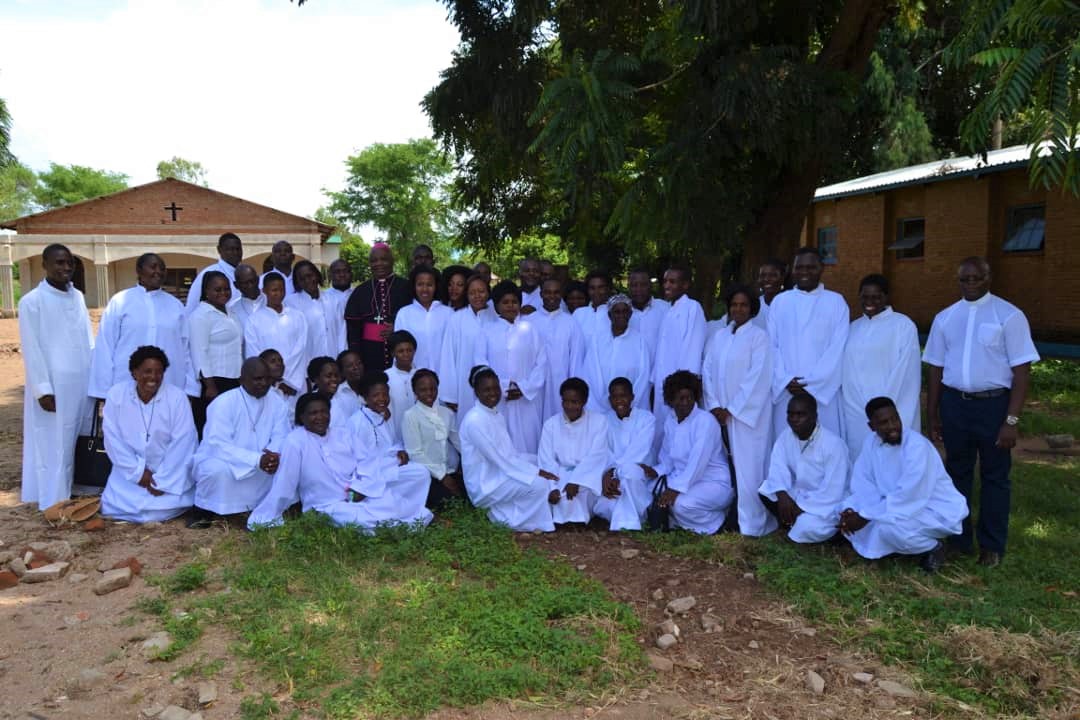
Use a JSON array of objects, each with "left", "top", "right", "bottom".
[
  {"left": 191, "top": 357, "right": 291, "bottom": 526},
  {"left": 759, "top": 393, "right": 848, "bottom": 543},
  {"left": 839, "top": 396, "right": 969, "bottom": 573},
  {"left": 186, "top": 232, "right": 242, "bottom": 314},
  {"left": 18, "top": 244, "right": 94, "bottom": 510},
  {"left": 227, "top": 264, "right": 265, "bottom": 339},
  {"left": 627, "top": 269, "right": 670, "bottom": 367},
  {"left": 531, "top": 277, "right": 587, "bottom": 420},
  {"left": 767, "top": 246, "right": 849, "bottom": 441}
]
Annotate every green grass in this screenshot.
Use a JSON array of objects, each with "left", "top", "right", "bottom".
[
  {"left": 641, "top": 456, "right": 1080, "bottom": 717},
  {"left": 160, "top": 504, "right": 640, "bottom": 718},
  {"left": 1024, "top": 358, "right": 1080, "bottom": 437}
]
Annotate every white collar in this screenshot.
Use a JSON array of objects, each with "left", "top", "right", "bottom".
[
  {"left": 795, "top": 283, "right": 823, "bottom": 296},
  {"left": 863, "top": 306, "right": 894, "bottom": 321},
  {"left": 963, "top": 292, "right": 993, "bottom": 307}
]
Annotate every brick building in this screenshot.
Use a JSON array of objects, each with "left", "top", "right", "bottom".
[
  {"left": 0, "top": 178, "right": 336, "bottom": 310},
  {"left": 801, "top": 145, "right": 1079, "bottom": 345}
]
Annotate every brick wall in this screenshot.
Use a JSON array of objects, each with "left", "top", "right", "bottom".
[{"left": 808, "top": 194, "right": 884, "bottom": 320}]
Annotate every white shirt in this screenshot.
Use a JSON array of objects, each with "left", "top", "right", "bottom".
[
  {"left": 243, "top": 305, "right": 309, "bottom": 393},
  {"left": 521, "top": 286, "right": 543, "bottom": 312},
  {"left": 923, "top": 292, "right": 1039, "bottom": 392},
  {"left": 227, "top": 294, "right": 265, "bottom": 338},
  {"left": 652, "top": 294, "right": 706, "bottom": 390},
  {"left": 759, "top": 424, "right": 849, "bottom": 517},
  {"left": 402, "top": 401, "right": 461, "bottom": 480},
  {"left": 286, "top": 290, "right": 345, "bottom": 359},
  {"left": 573, "top": 303, "right": 609, "bottom": 345},
  {"left": 394, "top": 299, "right": 454, "bottom": 372},
  {"left": 702, "top": 321, "right": 773, "bottom": 429},
  {"left": 185, "top": 259, "right": 238, "bottom": 314},
  {"left": 387, "top": 364, "right": 416, "bottom": 438},
  {"left": 538, "top": 410, "right": 610, "bottom": 495},
  {"left": 767, "top": 283, "right": 849, "bottom": 405},
  {"left": 581, "top": 327, "right": 651, "bottom": 412},
  {"left": 653, "top": 406, "right": 730, "bottom": 494},
  {"left": 189, "top": 302, "right": 244, "bottom": 380},
  {"left": 90, "top": 285, "right": 193, "bottom": 398},
  {"left": 606, "top": 407, "right": 657, "bottom": 467},
  {"left": 629, "top": 297, "right": 671, "bottom": 367}
]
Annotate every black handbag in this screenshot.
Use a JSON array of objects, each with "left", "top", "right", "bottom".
[
  {"left": 73, "top": 400, "right": 112, "bottom": 488},
  {"left": 645, "top": 474, "right": 670, "bottom": 532}
]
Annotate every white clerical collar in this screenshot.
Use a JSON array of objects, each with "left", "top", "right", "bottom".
[
  {"left": 41, "top": 280, "right": 72, "bottom": 294},
  {"left": 731, "top": 321, "right": 753, "bottom": 335},
  {"left": 480, "top": 403, "right": 499, "bottom": 415},
  {"left": 136, "top": 284, "right": 161, "bottom": 295},
  {"left": 795, "top": 283, "right": 823, "bottom": 296},
  {"left": 671, "top": 294, "right": 690, "bottom": 308},
  {"left": 635, "top": 298, "right": 654, "bottom": 312},
  {"left": 864, "top": 306, "right": 894, "bottom": 321},
  {"left": 963, "top": 292, "right": 993, "bottom": 307},
  {"left": 562, "top": 411, "right": 587, "bottom": 426},
  {"left": 543, "top": 307, "right": 562, "bottom": 316}
]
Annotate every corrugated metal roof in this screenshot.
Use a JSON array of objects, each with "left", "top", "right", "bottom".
[{"left": 813, "top": 143, "right": 1050, "bottom": 202}]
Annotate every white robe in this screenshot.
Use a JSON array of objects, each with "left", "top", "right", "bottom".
[
  {"left": 401, "top": 401, "right": 461, "bottom": 480},
  {"left": 394, "top": 300, "right": 453, "bottom": 372},
  {"left": 243, "top": 305, "right": 309, "bottom": 393},
  {"left": 573, "top": 304, "right": 610, "bottom": 347},
  {"left": 18, "top": 281, "right": 94, "bottom": 508},
  {"left": 702, "top": 321, "right": 777, "bottom": 537},
  {"left": 629, "top": 298, "right": 670, "bottom": 367},
  {"left": 521, "top": 287, "right": 543, "bottom": 312},
  {"left": 538, "top": 411, "right": 609, "bottom": 524},
  {"left": 247, "top": 426, "right": 431, "bottom": 531},
  {"left": 474, "top": 315, "right": 548, "bottom": 454},
  {"left": 227, "top": 294, "right": 265, "bottom": 342},
  {"left": 285, "top": 290, "right": 346, "bottom": 359},
  {"left": 329, "top": 382, "right": 365, "bottom": 429},
  {"left": 348, "top": 406, "right": 431, "bottom": 518},
  {"left": 759, "top": 424, "right": 849, "bottom": 543},
  {"left": 592, "top": 408, "right": 657, "bottom": 531},
  {"left": 322, "top": 284, "right": 353, "bottom": 345},
  {"left": 188, "top": 302, "right": 243, "bottom": 381},
  {"left": 767, "top": 283, "right": 849, "bottom": 440},
  {"left": 843, "top": 431, "right": 968, "bottom": 559},
  {"left": 581, "top": 327, "right": 651, "bottom": 412},
  {"left": 100, "top": 381, "right": 196, "bottom": 523},
  {"left": 185, "top": 259, "right": 238, "bottom": 314},
  {"left": 653, "top": 406, "right": 734, "bottom": 534},
  {"left": 89, "top": 285, "right": 194, "bottom": 398},
  {"left": 459, "top": 403, "right": 555, "bottom": 532},
  {"left": 651, "top": 294, "right": 706, "bottom": 450},
  {"left": 841, "top": 308, "right": 922, "bottom": 461},
  {"left": 531, "top": 308, "right": 587, "bottom": 420},
  {"left": 193, "top": 386, "right": 291, "bottom": 514},
  {"left": 387, "top": 364, "right": 416, "bottom": 439},
  {"left": 438, "top": 306, "right": 496, "bottom": 417}
]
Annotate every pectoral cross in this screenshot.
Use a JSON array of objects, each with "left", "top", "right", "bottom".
[
  {"left": 164, "top": 201, "right": 183, "bottom": 221},
  {"left": 374, "top": 313, "right": 384, "bottom": 324}
]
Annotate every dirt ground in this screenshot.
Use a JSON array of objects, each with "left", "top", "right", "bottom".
[{"left": 0, "top": 317, "right": 942, "bottom": 720}]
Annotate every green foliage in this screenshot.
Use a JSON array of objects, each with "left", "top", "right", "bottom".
[
  {"left": 465, "top": 232, "right": 587, "bottom": 281},
  {"left": 326, "top": 139, "right": 459, "bottom": 272},
  {"left": 0, "top": 96, "right": 13, "bottom": 168},
  {"left": 215, "top": 505, "right": 638, "bottom": 717},
  {"left": 314, "top": 206, "right": 370, "bottom": 282},
  {"left": 156, "top": 156, "right": 209, "bottom": 186},
  {"left": 32, "top": 163, "right": 129, "bottom": 209},
  {"left": 0, "top": 162, "right": 36, "bottom": 221},
  {"left": 240, "top": 693, "right": 280, "bottom": 720},
  {"left": 947, "top": 0, "right": 1080, "bottom": 194},
  {"left": 156, "top": 562, "right": 208, "bottom": 595}
]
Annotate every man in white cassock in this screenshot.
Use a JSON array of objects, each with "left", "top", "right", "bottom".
[
  {"left": 459, "top": 367, "right": 558, "bottom": 532},
  {"left": 539, "top": 378, "right": 609, "bottom": 524},
  {"left": 643, "top": 371, "right": 733, "bottom": 534},
  {"left": 840, "top": 397, "right": 968, "bottom": 573},
  {"left": 702, "top": 285, "right": 777, "bottom": 537},
  {"left": 582, "top": 294, "right": 651, "bottom": 413},
  {"left": 18, "top": 245, "right": 94, "bottom": 509},
  {"left": 627, "top": 269, "right": 669, "bottom": 368},
  {"left": 90, "top": 253, "right": 194, "bottom": 400},
  {"left": 592, "top": 378, "right": 657, "bottom": 531},
  {"left": 101, "top": 346, "right": 197, "bottom": 523},
  {"left": 759, "top": 394, "right": 849, "bottom": 543},
  {"left": 185, "top": 233, "right": 242, "bottom": 314},
  {"left": 227, "top": 264, "right": 265, "bottom": 339},
  {"left": 531, "top": 278, "right": 587, "bottom": 420},
  {"left": 438, "top": 274, "right": 496, "bottom": 418},
  {"left": 347, "top": 372, "right": 432, "bottom": 521},
  {"left": 651, "top": 266, "right": 706, "bottom": 446},
  {"left": 573, "top": 271, "right": 613, "bottom": 345},
  {"left": 248, "top": 393, "right": 432, "bottom": 530},
  {"left": 244, "top": 272, "right": 309, "bottom": 394},
  {"left": 518, "top": 258, "right": 543, "bottom": 314},
  {"left": 767, "top": 247, "right": 849, "bottom": 441},
  {"left": 322, "top": 259, "right": 355, "bottom": 317},
  {"left": 192, "top": 358, "right": 290, "bottom": 520},
  {"left": 841, "top": 274, "right": 921, "bottom": 461}
]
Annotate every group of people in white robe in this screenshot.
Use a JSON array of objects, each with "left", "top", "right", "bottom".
[{"left": 19, "top": 241, "right": 986, "bottom": 573}]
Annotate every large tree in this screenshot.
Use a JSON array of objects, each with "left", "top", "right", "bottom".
[
  {"left": 0, "top": 97, "right": 14, "bottom": 168},
  {"left": 156, "top": 156, "right": 209, "bottom": 186},
  {"left": 32, "top": 163, "right": 129, "bottom": 209},
  {"left": 0, "top": 162, "right": 36, "bottom": 221}
]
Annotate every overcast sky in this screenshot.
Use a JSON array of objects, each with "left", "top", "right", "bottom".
[{"left": 0, "top": 0, "right": 460, "bottom": 222}]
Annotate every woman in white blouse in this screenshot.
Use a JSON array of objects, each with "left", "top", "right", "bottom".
[
  {"left": 401, "top": 369, "right": 465, "bottom": 510},
  {"left": 188, "top": 271, "right": 243, "bottom": 435}
]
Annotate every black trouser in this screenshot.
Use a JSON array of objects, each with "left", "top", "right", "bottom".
[{"left": 192, "top": 376, "right": 241, "bottom": 440}]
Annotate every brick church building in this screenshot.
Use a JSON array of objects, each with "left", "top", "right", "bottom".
[{"left": 0, "top": 178, "right": 336, "bottom": 311}]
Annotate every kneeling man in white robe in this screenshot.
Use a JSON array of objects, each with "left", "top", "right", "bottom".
[
  {"left": 538, "top": 377, "right": 609, "bottom": 524},
  {"left": 759, "top": 393, "right": 849, "bottom": 543},
  {"left": 248, "top": 393, "right": 432, "bottom": 530},
  {"left": 839, "top": 396, "right": 968, "bottom": 573},
  {"left": 592, "top": 377, "right": 657, "bottom": 531},
  {"left": 193, "top": 358, "right": 291, "bottom": 518}
]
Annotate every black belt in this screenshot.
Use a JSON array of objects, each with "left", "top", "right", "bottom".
[{"left": 945, "top": 386, "right": 1008, "bottom": 400}]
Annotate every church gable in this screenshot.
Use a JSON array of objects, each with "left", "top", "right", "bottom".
[{"left": 2, "top": 178, "right": 331, "bottom": 237}]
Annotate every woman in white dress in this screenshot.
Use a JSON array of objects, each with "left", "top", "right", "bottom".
[
  {"left": 401, "top": 369, "right": 466, "bottom": 509},
  {"left": 474, "top": 281, "right": 548, "bottom": 454},
  {"left": 285, "top": 261, "right": 345, "bottom": 358},
  {"left": 581, "top": 294, "right": 651, "bottom": 411},
  {"left": 459, "top": 366, "right": 559, "bottom": 532},
  {"left": 101, "top": 346, "right": 197, "bottom": 523},
  {"left": 438, "top": 274, "right": 495, "bottom": 417},
  {"left": 702, "top": 284, "right": 778, "bottom": 537},
  {"left": 394, "top": 265, "right": 453, "bottom": 372},
  {"left": 247, "top": 392, "right": 433, "bottom": 531},
  {"left": 189, "top": 271, "right": 243, "bottom": 436}
]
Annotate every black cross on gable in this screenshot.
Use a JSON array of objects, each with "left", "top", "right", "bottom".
[{"left": 164, "top": 202, "right": 183, "bottom": 221}]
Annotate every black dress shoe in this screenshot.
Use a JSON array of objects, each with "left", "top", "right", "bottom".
[
  {"left": 919, "top": 541, "right": 946, "bottom": 573},
  {"left": 977, "top": 550, "right": 1002, "bottom": 568}
]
